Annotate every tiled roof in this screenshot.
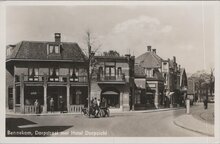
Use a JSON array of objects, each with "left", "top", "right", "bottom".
[
  {"left": 135, "top": 52, "right": 163, "bottom": 68},
  {"left": 6, "top": 41, "right": 87, "bottom": 62}
]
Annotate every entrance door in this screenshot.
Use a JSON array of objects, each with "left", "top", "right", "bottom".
[{"left": 47, "top": 86, "right": 67, "bottom": 112}]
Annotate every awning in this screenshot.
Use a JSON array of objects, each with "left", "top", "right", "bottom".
[
  {"left": 102, "top": 91, "right": 119, "bottom": 95},
  {"left": 135, "top": 79, "right": 146, "bottom": 89}
]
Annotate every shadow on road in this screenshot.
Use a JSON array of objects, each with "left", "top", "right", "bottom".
[{"left": 6, "top": 118, "right": 72, "bottom": 137}]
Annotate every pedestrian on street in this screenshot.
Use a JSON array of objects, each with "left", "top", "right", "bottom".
[
  {"left": 49, "top": 97, "right": 54, "bottom": 113},
  {"left": 34, "top": 99, "right": 39, "bottom": 114}
]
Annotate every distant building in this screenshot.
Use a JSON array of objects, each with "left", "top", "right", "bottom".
[
  {"left": 6, "top": 33, "right": 88, "bottom": 114},
  {"left": 134, "top": 45, "right": 187, "bottom": 109}
]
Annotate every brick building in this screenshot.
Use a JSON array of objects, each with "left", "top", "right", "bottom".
[
  {"left": 90, "top": 55, "right": 135, "bottom": 112},
  {"left": 6, "top": 33, "right": 88, "bottom": 114}
]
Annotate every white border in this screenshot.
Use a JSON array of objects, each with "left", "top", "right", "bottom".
[{"left": 0, "top": 1, "right": 219, "bottom": 144}]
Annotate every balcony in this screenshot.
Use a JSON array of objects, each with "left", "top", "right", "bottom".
[
  {"left": 97, "top": 73, "right": 126, "bottom": 84},
  {"left": 15, "top": 75, "right": 88, "bottom": 83}
]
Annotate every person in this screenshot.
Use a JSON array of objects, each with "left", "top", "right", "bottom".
[
  {"left": 97, "top": 99, "right": 101, "bottom": 107},
  {"left": 49, "top": 97, "right": 54, "bottom": 113},
  {"left": 59, "top": 96, "right": 64, "bottom": 113},
  {"left": 93, "top": 97, "right": 98, "bottom": 115},
  {"left": 34, "top": 99, "right": 39, "bottom": 114},
  {"left": 204, "top": 97, "right": 208, "bottom": 109},
  {"left": 101, "top": 97, "right": 107, "bottom": 108}
]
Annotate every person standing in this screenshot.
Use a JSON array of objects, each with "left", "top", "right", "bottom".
[
  {"left": 34, "top": 99, "right": 39, "bottom": 114},
  {"left": 49, "top": 97, "right": 54, "bottom": 113},
  {"left": 59, "top": 96, "right": 64, "bottom": 113},
  {"left": 97, "top": 99, "right": 101, "bottom": 107}
]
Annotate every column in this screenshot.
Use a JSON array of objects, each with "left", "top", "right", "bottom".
[
  {"left": 67, "top": 74, "right": 70, "bottom": 112},
  {"left": 66, "top": 85, "right": 70, "bottom": 113},
  {"left": 43, "top": 73, "right": 47, "bottom": 113},
  {"left": 20, "top": 73, "right": 25, "bottom": 114},
  {"left": 154, "top": 82, "right": 159, "bottom": 109}
]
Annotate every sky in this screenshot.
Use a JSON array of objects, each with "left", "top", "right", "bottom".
[{"left": 6, "top": 2, "right": 215, "bottom": 74}]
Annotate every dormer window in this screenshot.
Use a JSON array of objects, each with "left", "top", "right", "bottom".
[{"left": 47, "top": 44, "right": 60, "bottom": 54}]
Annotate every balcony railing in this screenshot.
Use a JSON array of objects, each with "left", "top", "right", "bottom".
[
  {"left": 15, "top": 75, "right": 88, "bottom": 83},
  {"left": 97, "top": 73, "right": 125, "bottom": 82}
]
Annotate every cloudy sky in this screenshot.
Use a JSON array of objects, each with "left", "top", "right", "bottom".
[{"left": 6, "top": 2, "right": 215, "bottom": 74}]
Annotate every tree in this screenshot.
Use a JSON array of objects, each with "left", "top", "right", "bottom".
[
  {"left": 84, "top": 30, "right": 100, "bottom": 117},
  {"left": 103, "top": 50, "right": 120, "bottom": 57}
]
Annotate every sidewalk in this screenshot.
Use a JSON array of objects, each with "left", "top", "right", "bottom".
[{"left": 174, "top": 114, "right": 214, "bottom": 136}]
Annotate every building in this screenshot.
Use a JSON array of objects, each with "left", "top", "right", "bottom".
[
  {"left": 135, "top": 46, "right": 165, "bottom": 109},
  {"left": 90, "top": 55, "right": 135, "bottom": 112},
  {"left": 6, "top": 33, "right": 88, "bottom": 114},
  {"left": 135, "top": 45, "right": 187, "bottom": 109}
]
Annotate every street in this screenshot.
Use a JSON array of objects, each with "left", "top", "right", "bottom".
[{"left": 6, "top": 104, "right": 214, "bottom": 137}]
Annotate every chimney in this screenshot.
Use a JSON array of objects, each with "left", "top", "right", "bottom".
[
  {"left": 54, "top": 33, "right": 61, "bottom": 43},
  {"left": 152, "top": 49, "right": 156, "bottom": 54},
  {"left": 147, "top": 46, "right": 151, "bottom": 52}
]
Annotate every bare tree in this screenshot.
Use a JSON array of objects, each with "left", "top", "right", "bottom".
[{"left": 84, "top": 30, "right": 101, "bottom": 116}]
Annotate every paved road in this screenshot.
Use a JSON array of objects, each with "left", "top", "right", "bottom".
[{"left": 6, "top": 108, "right": 206, "bottom": 137}]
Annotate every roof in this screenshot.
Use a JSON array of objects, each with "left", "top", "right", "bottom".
[
  {"left": 6, "top": 41, "right": 87, "bottom": 62},
  {"left": 135, "top": 51, "right": 163, "bottom": 68}
]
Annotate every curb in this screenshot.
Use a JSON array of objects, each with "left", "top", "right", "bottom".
[
  {"left": 173, "top": 116, "right": 214, "bottom": 137},
  {"left": 6, "top": 107, "right": 185, "bottom": 116}
]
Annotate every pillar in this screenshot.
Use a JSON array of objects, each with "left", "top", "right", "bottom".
[
  {"left": 67, "top": 85, "right": 70, "bottom": 112},
  {"left": 154, "top": 83, "right": 159, "bottom": 109},
  {"left": 20, "top": 73, "right": 25, "bottom": 114},
  {"left": 43, "top": 85, "right": 47, "bottom": 113},
  {"left": 67, "top": 74, "right": 70, "bottom": 112}
]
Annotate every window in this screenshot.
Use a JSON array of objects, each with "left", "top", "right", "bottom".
[
  {"left": 8, "top": 87, "right": 13, "bottom": 109},
  {"left": 48, "top": 44, "right": 60, "bottom": 54},
  {"left": 49, "top": 45, "right": 54, "bottom": 53},
  {"left": 28, "top": 68, "right": 39, "bottom": 81},
  {"left": 117, "top": 67, "right": 122, "bottom": 76},
  {"left": 16, "top": 86, "right": 20, "bottom": 104},
  {"left": 49, "top": 67, "right": 59, "bottom": 81},
  {"left": 70, "top": 68, "right": 79, "bottom": 82},
  {"left": 54, "top": 45, "right": 59, "bottom": 53},
  {"left": 145, "top": 68, "right": 152, "bottom": 77}
]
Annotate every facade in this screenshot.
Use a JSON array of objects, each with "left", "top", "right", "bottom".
[
  {"left": 90, "top": 55, "right": 135, "bottom": 112},
  {"left": 135, "top": 46, "right": 165, "bottom": 109},
  {"left": 135, "top": 46, "right": 187, "bottom": 109},
  {"left": 6, "top": 33, "right": 88, "bottom": 114}
]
